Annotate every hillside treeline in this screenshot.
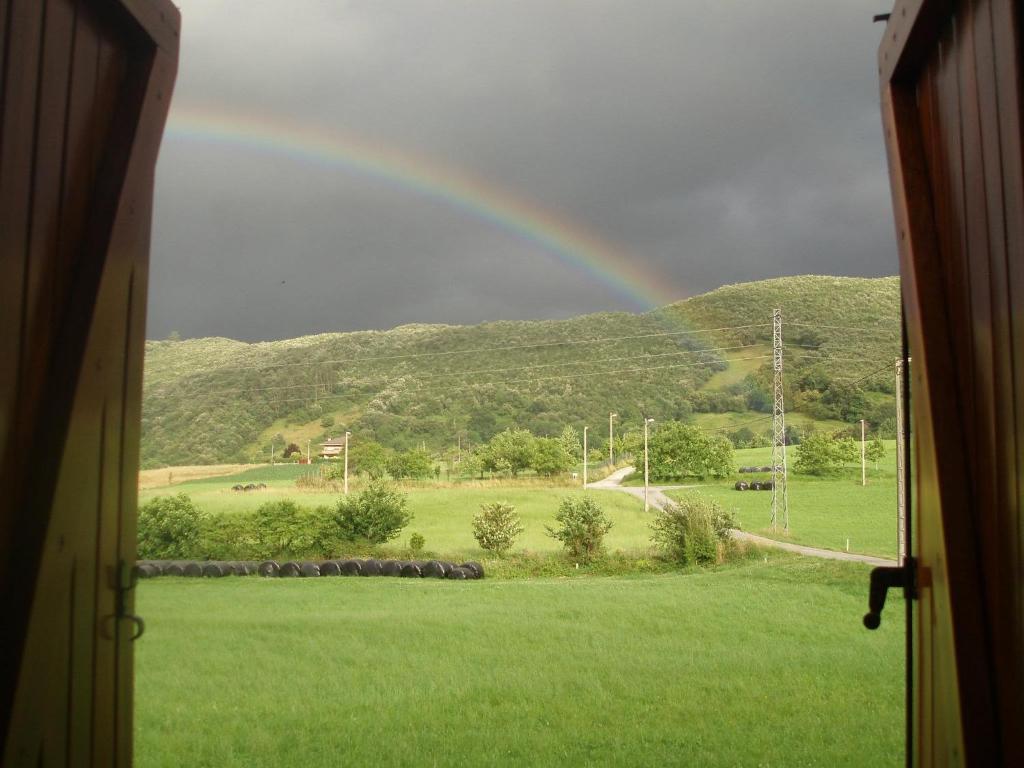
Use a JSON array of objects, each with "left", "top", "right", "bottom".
[{"left": 141, "top": 275, "right": 900, "bottom": 467}]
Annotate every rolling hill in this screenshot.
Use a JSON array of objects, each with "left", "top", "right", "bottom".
[{"left": 141, "top": 275, "right": 900, "bottom": 467}]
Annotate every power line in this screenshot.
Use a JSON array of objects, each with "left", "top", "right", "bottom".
[
  {"left": 152, "top": 323, "right": 769, "bottom": 377},
  {"left": 146, "top": 342, "right": 766, "bottom": 400},
  {"left": 832, "top": 362, "right": 896, "bottom": 388}
]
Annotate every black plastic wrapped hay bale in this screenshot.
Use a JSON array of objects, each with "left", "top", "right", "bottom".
[
  {"left": 163, "top": 563, "right": 184, "bottom": 577},
  {"left": 381, "top": 560, "right": 403, "bottom": 577},
  {"left": 300, "top": 562, "right": 321, "bottom": 577},
  {"left": 202, "top": 562, "right": 230, "bottom": 578},
  {"left": 761, "top": 480, "right": 774, "bottom": 491},
  {"left": 258, "top": 560, "right": 280, "bottom": 578},
  {"left": 339, "top": 559, "right": 363, "bottom": 576},
  {"left": 360, "top": 559, "right": 383, "bottom": 576},
  {"left": 279, "top": 561, "right": 302, "bottom": 577},
  {"left": 421, "top": 560, "right": 447, "bottom": 578},
  {"left": 760, "top": 466, "right": 772, "bottom": 472},
  {"left": 135, "top": 563, "right": 160, "bottom": 579},
  {"left": 734, "top": 481, "right": 749, "bottom": 491},
  {"left": 750, "top": 481, "right": 762, "bottom": 491},
  {"left": 459, "top": 562, "right": 484, "bottom": 579},
  {"left": 182, "top": 562, "right": 203, "bottom": 577},
  {"left": 400, "top": 563, "right": 422, "bottom": 578},
  {"left": 320, "top": 560, "right": 342, "bottom": 576},
  {"left": 229, "top": 562, "right": 251, "bottom": 576},
  {"left": 446, "top": 567, "right": 470, "bottom": 580}
]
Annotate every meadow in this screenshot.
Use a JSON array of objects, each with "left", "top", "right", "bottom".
[
  {"left": 135, "top": 555, "right": 905, "bottom": 767},
  {"left": 140, "top": 468, "right": 649, "bottom": 555},
  {"left": 139, "top": 438, "right": 899, "bottom": 559},
  {"left": 612, "top": 442, "right": 898, "bottom": 558}
]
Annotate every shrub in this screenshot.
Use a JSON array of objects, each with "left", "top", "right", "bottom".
[
  {"left": 546, "top": 496, "right": 613, "bottom": 561},
  {"left": 252, "top": 500, "right": 318, "bottom": 558},
  {"left": 409, "top": 532, "right": 425, "bottom": 552},
  {"left": 650, "top": 496, "right": 736, "bottom": 566},
  {"left": 199, "top": 513, "right": 260, "bottom": 560},
  {"left": 472, "top": 502, "right": 524, "bottom": 554},
  {"left": 137, "top": 493, "right": 204, "bottom": 559},
  {"left": 333, "top": 479, "right": 412, "bottom": 544}
]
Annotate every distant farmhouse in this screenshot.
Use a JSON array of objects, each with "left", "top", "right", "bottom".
[{"left": 320, "top": 437, "right": 345, "bottom": 459}]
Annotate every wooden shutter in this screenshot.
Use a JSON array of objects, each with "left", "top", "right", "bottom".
[
  {"left": 0, "top": 0, "right": 178, "bottom": 763},
  {"left": 878, "top": 0, "right": 1023, "bottom": 765}
]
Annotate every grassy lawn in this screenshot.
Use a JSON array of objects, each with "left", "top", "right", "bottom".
[
  {"left": 140, "top": 469, "right": 651, "bottom": 556},
  {"left": 136, "top": 557, "right": 904, "bottom": 767}
]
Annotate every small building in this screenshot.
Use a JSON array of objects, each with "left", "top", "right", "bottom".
[{"left": 320, "top": 437, "right": 345, "bottom": 459}]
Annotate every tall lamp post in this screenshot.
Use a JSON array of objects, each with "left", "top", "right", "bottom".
[
  {"left": 609, "top": 412, "right": 618, "bottom": 467},
  {"left": 344, "top": 431, "right": 351, "bottom": 495},
  {"left": 644, "top": 418, "right": 655, "bottom": 512},
  {"left": 583, "top": 426, "right": 589, "bottom": 488}
]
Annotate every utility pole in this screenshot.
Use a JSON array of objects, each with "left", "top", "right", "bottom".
[
  {"left": 344, "top": 431, "right": 351, "bottom": 495},
  {"left": 644, "top": 418, "right": 654, "bottom": 512},
  {"left": 270, "top": 442, "right": 275, "bottom": 466},
  {"left": 895, "top": 358, "right": 907, "bottom": 563},
  {"left": 306, "top": 439, "right": 311, "bottom": 465},
  {"left": 609, "top": 412, "right": 617, "bottom": 467},
  {"left": 457, "top": 434, "right": 462, "bottom": 464},
  {"left": 861, "top": 419, "right": 867, "bottom": 486},
  {"left": 583, "top": 426, "right": 589, "bottom": 488},
  {"left": 770, "top": 308, "right": 790, "bottom": 531}
]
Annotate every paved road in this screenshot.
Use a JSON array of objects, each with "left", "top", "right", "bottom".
[{"left": 588, "top": 467, "right": 897, "bottom": 568}]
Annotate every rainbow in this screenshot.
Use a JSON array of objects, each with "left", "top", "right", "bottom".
[{"left": 164, "top": 104, "right": 682, "bottom": 310}]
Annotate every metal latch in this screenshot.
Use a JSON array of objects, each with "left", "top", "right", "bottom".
[
  {"left": 116, "top": 560, "right": 146, "bottom": 640},
  {"left": 863, "top": 557, "right": 916, "bottom": 630}
]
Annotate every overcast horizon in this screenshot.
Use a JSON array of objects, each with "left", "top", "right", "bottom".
[{"left": 149, "top": 1, "right": 897, "bottom": 342}]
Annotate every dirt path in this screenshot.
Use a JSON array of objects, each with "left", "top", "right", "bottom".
[{"left": 589, "top": 467, "right": 896, "bottom": 568}]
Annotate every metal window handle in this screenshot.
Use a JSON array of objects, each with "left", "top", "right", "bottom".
[
  {"left": 125, "top": 614, "right": 145, "bottom": 641},
  {"left": 863, "top": 558, "right": 916, "bottom": 629}
]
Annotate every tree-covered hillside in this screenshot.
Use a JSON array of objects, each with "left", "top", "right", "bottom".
[{"left": 141, "top": 275, "right": 900, "bottom": 467}]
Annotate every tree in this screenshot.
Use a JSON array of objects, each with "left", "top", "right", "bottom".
[
  {"left": 793, "top": 432, "right": 857, "bottom": 475},
  {"left": 348, "top": 439, "right": 390, "bottom": 478},
  {"left": 821, "top": 382, "right": 868, "bottom": 422},
  {"left": 484, "top": 428, "right": 536, "bottom": 477},
  {"left": 546, "top": 496, "right": 613, "bottom": 561},
  {"left": 472, "top": 502, "right": 524, "bottom": 554},
  {"left": 558, "top": 424, "right": 582, "bottom": 461},
  {"left": 532, "top": 437, "right": 574, "bottom": 476},
  {"left": 646, "top": 421, "right": 733, "bottom": 481},
  {"left": 615, "top": 430, "right": 642, "bottom": 459},
  {"left": 459, "top": 451, "right": 486, "bottom": 479},
  {"left": 137, "top": 493, "right": 203, "bottom": 559},
  {"left": 332, "top": 479, "right": 412, "bottom": 543},
  {"left": 387, "top": 448, "right": 433, "bottom": 479},
  {"left": 865, "top": 437, "right": 887, "bottom": 468}
]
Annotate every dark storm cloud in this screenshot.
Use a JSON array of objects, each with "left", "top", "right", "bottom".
[{"left": 149, "top": 0, "right": 897, "bottom": 341}]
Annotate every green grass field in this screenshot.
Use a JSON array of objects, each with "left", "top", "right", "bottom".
[
  {"left": 140, "top": 439, "right": 899, "bottom": 559},
  {"left": 141, "top": 474, "right": 649, "bottom": 556},
  {"left": 136, "top": 556, "right": 904, "bottom": 767},
  {"left": 622, "top": 443, "right": 898, "bottom": 558}
]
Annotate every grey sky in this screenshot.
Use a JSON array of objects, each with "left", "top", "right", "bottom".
[{"left": 150, "top": 0, "right": 896, "bottom": 341}]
